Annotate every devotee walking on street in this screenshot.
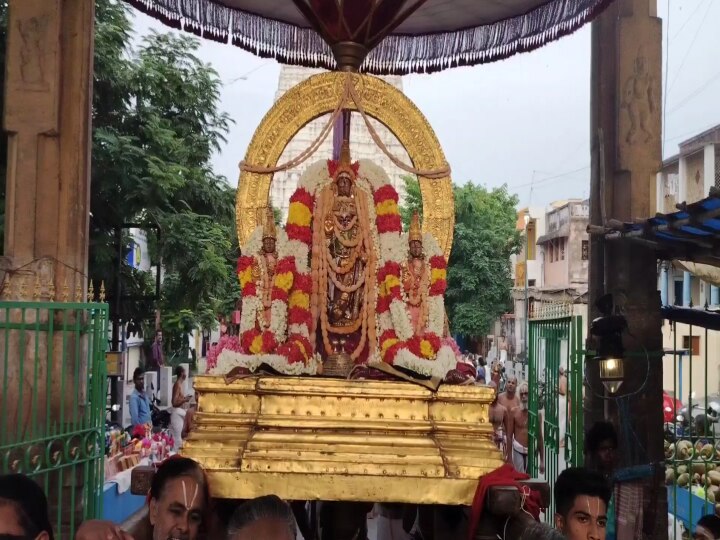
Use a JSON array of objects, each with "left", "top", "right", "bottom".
[
  {"left": 129, "top": 367, "right": 152, "bottom": 430},
  {"left": 498, "top": 375, "right": 521, "bottom": 412},
  {"left": 554, "top": 467, "right": 610, "bottom": 540},
  {"left": 151, "top": 329, "right": 165, "bottom": 370},
  {"left": 170, "top": 365, "right": 192, "bottom": 451},
  {"left": 510, "top": 382, "right": 544, "bottom": 474},
  {"left": 488, "top": 380, "right": 511, "bottom": 462}
]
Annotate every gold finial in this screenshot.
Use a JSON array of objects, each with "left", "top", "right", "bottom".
[
  {"left": 88, "top": 281, "right": 95, "bottom": 302},
  {"left": 18, "top": 276, "right": 28, "bottom": 299},
  {"left": 99, "top": 281, "right": 106, "bottom": 302},
  {"left": 409, "top": 211, "right": 422, "bottom": 243},
  {"left": 61, "top": 277, "right": 70, "bottom": 302},
  {"left": 33, "top": 274, "right": 41, "bottom": 301},
  {"left": 48, "top": 278, "right": 56, "bottom": 302},
  {"left": 339, "top": 139, "right": 351, "bottom": 167},
  {"left": 75, "top": 280, "right": 83, "bottom": 302},
  {"left": 262, "top": 207, "right": 277, "bottom": 240}
]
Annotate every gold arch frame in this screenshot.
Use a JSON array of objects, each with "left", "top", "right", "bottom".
[{"left": 236, "top": 71, "right": 454, "bottom": 257}]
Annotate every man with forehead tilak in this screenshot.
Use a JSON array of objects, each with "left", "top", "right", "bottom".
[
  {"left": 76, "top": 457, "right": 210, "bottom": 540},
  {"left": 554, "top": 467, "right": 611, "bottom": 540}
]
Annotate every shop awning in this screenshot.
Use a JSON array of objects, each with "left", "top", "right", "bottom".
[
  {"left": 122, "top": 0, "right": 613, "bottom": 74},
  {"left": 588, "top": 192, "right": 720, "bottom": 268}
]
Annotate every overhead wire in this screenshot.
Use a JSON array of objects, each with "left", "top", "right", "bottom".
[{"left": 666, "top": 0, "right": 713, "bottom": 96}]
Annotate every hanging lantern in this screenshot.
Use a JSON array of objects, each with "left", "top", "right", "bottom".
[
  {"left": 598, "top": 355, "right": 624, "bottom": 394},
  {"left": 591, "top": 294, "right": 627, "bottom": 395}
]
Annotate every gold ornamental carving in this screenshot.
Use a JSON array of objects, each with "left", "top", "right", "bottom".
[
  {"left": 236, "top": 72, "right": 455, "bottom": 258},
  {"left": 183, "top": 376, "right": 502, "bottom": 504}
]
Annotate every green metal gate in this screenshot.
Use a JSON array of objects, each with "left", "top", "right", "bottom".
[
  {"left": 528, "top": 303, "right": 585, "bottom": 523},
  {"left": 0, "top": 299, "right": 108, "bottom": 538}
]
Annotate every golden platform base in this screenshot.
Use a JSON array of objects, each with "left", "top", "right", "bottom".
[{"left": 183, "top": 376, "right": 503, "bottom": 505}]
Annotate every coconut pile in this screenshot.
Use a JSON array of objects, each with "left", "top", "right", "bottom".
[{"left": 666, "top": 439, "right": 720, "bottom": 509}]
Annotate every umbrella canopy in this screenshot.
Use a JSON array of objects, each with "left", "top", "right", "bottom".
[{"left": 124, "top": 0, "right": 612, "bottom": 74}]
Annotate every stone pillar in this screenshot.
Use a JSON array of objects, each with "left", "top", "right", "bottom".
[
  {"left": 660, "top": 263, "right": 669, "bottom": 306},
  {"left": 704, "top": 144, "right": 716, "bottom": 197},
  {"left": 0, "top": 0, "right": 94, "bottom": 519},
  {"left": 683, "top": 271, "right": 692, "bottom": 307},
  {"left": 588, "top": 0, "right": 666, "bottom": 535},
  {"left": 711, "top": 286, "right": 720, "bottom": 307},
  {"left": 2, "top": 0, "right": 93, "bottom": 295}
]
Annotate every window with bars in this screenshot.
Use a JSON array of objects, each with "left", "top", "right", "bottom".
[{"left": 715, "top": 149, "right": 720, "bottom": 189}]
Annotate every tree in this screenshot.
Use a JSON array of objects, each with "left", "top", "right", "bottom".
[
  {"left": 0, "top": 0, "right": 240, "bottom": 360},
  {"left": 400, "top": 177, "right": 521, "bottom": 340},
  {"left": 446, "top": 183, "right": 521, "bottom": 339},
  {"left": 89, "top": 2, "right": 239, "bottom": 358},
  {"left": 399, "top": 174, "right": 422, "bottom": 228}
]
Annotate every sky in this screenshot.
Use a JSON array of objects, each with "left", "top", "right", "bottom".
[{"left": 132, "top": 0, "right": 720, "bottom": 209}]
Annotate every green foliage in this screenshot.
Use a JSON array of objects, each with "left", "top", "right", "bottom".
[
  {"left": 400, "top": 177, "right": 521, "bottom": 340},
  {"left": 446, "top": 183, "right": 521, "bottom": 339},
  {"left": 88, "top": 1, "right": 238, "bottom": 342},
  {"left": 0, "top": 0, "right": 238, "bottom": 346},
  {"left": 399, "top": 175, "right": 422, "bottom": 229}
]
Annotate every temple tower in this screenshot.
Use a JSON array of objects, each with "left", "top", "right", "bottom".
[{"left": 271, "top": 66, "right": 410, "bottom": 220}]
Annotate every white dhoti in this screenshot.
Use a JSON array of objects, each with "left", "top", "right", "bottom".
[
  {"left": 512, "top": 439, "right": 528, "bottom": 473},
  {"left": 170, "top": 407, "right": 186, "bottom": 451},
  {"left": 559, "top": 394, "right": 567, "bottom": 446}
]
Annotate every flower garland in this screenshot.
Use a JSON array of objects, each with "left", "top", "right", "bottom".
[{"left": 364, "top": 163, "right": 458, "bottom": 381}]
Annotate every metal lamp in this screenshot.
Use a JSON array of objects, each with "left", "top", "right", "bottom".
[{"left": 591, "top": 294, "right": 627, "bottom": 395}]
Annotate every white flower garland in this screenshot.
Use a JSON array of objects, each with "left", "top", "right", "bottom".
[
  {"left": 270, "top": 299, "right": 288, "bottom": 342},
  {"left": 389, "top": 298, "right": 414, "bottom": 341},
  {"left": 210, "top": 349, "right": 321, "bottom": 376},
  {"left": 299, "top": 159, "right": 333, "bottom": 193},
  {"left": 392, "top": 344, "right": 457, "bottom": 380},
  {"left": 427, "top": 296, "right": 445, "bottom": 336},
  {"left": 240, "top": 295, "right": 261, "bottom": 333},
  {"left": 288, "top": 323, "right": 309, "bottom": 339}
]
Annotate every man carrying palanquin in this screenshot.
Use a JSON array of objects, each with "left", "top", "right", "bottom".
[
  {"left": 251, "top": 208, "right": 279, "bottom": 331},
  {"left": 311, "top": 141, "right": 377, "bottom": 363}
]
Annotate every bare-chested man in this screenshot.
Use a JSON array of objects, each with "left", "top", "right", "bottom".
[
  {"left": 510, "top": 382, "right": 545, "bottom": 475},
  {"left": 498, "top": 375, "right": 521, "bottom": 413},
  {"left": 488, "top": 381, "right": 512, "bottom": 462}
]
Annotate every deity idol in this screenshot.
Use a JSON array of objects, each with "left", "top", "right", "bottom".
[
  {"left": 311, "top": 142, "right": 376, "bottom": 362},
  {"left": 251, "top": 208, "right": 278, "bottom": 330},
  {"left": 401, "top": 212, "right": 429, "bottom": 336}
]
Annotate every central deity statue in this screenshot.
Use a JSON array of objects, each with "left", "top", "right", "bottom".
[{"left": 311, "top": 141, "right": 377, "bottom": 363}]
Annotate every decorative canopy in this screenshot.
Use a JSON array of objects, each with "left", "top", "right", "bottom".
[{"left": 124, "top": 0, "right": 612, "bottom": 74}]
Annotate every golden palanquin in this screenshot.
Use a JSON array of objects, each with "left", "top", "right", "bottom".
[{"left": 183, "top": 376, "right": 502, "bottom": 504}]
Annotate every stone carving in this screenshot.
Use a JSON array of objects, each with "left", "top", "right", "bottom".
[
  {"left": 621, "top": 52, "right": 655, "bottom": 145},
  {"left": 17, "top": 16, "right": 49, "bottom": 90}
]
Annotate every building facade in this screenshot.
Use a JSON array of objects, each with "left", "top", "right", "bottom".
[
  {"left": 657, "top": 125, "right": 720, "bottom": 397},
  {"left": 270, "top": 65, "right": 410, "bottom": 221},
  {"left": 494, "top": 200, "right": 590, "bottom": 363}
]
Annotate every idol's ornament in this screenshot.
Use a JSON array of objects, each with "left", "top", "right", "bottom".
[{"left": 208, "top": 144, "right": 466, "bottom": 384}]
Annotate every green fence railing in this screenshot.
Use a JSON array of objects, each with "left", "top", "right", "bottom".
[
  {"left": 0, "top": 300, "right": 108, "bottom": 539},
  {"left": 664, "top": 315, "right": 720, "bottom": 539},
  {"left": 528, "top": 305, "right": 584, "bottom": 523}
]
